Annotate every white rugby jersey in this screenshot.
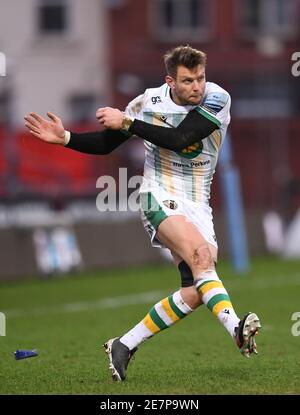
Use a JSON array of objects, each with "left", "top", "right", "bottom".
[{"left": 125, "top": 82, "right": 231, "bottom": 204}]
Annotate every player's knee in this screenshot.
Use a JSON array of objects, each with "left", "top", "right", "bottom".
[{"left": 188, "top": 243, "right": 214, "bottom": 273}]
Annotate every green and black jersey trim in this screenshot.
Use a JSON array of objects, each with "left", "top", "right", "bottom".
[{"left": 196, "top": 107, "right": 221, "bottom": 128}]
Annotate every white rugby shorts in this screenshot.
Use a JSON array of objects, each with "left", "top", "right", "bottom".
[{"left": 139, "top": 181, "right": 218, "bottom": 250}]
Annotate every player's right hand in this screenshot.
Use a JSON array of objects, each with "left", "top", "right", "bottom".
[{"left": 24, "top": 112, "right": 66, "bottom": 145}]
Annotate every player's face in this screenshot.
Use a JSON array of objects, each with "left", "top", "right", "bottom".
[{"left": 166, "top": 65, "right": 206, "bottom": 106}]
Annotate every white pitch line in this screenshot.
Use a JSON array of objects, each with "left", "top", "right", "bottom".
[
  {"left": 224, "top": 273, "right": 300, "bottom": 291},
  {"left": 3, "top": 273, "right": 300, "bottom": 319},
  {"left": 4, "top": 290, "right": 168, "bottom": 319}
]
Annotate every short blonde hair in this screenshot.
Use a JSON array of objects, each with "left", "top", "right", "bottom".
[{"left": 164, "top": 45, "right": 207, "bottom": 78}]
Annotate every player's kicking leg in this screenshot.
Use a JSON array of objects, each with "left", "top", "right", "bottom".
[
  {"left": 157, "top": 216, "right": 262, "bottom": 358},
  {"left": 234, "top": 312, "right": 261, "bottom": 357}
]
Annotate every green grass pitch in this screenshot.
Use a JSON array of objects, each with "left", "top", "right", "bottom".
[{"left": 0, "top": 256, "right": 300, "bottom": 395}]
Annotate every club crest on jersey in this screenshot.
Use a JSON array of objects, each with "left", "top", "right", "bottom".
[
  {"left": 181, "top": 141, "right": 202, "bottom": 154},
  {"left": 177, "top": 141, "right": 203, "bottom": 159},
  {"left": 163, "top": 200, "right": 178, "bottom": 210}
]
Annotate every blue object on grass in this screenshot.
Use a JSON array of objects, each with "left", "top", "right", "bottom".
[{"left": 14, "top": 349, "right": 38, "bottom": 360}]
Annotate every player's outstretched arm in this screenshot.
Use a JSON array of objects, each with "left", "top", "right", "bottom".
[
  {"left": 97, "top": 107, "right": 218, "bottom": 151},
  {"left": 67, "top": 129, "right": 131, "bottom": 155},
  {"left": 24, "top": 111, "right": 131, "bottom": 155}
]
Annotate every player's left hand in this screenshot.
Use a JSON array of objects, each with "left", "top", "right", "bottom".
[{"left": 96, "top": 107, "right": 124, "bottom": 130}]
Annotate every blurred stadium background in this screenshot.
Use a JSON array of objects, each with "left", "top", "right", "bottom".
[{"left": 0, "top": 0, "right": 300, "bottom": 280}]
